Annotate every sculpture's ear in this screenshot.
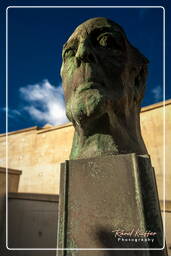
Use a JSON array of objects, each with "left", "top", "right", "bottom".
[
  {"left": 134, "top": 64, "right": 148, "bottom": 105},
  {"left": 129, "top": 44, "right": 149, "bottom": 66},
  {"left": 129, "top": 45, "right": 149, "bottom": 105}
]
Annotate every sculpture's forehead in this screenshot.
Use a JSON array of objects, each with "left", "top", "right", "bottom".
[{"left": 67, "top": 18, "right": 125, "bottom": 42}]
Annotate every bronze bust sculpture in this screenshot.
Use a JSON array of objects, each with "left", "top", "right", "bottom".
[
  {"left": 61, "top": 17, "right": 149, "bottom": 160},
  {"left": 58, "top": 19, "right": 166, "bottom": 254}
]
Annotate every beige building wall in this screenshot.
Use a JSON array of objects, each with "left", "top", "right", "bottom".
[
  {"left": 0, "top": 100, "right": 170, "bottom": 201},
  {"left": 140, "top": 100, "right": 171, "bottom": 202},
  {"left": 0, "top": 124, "right": 74, "bottom": 194}
]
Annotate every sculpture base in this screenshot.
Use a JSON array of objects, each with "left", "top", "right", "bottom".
[{"left": 57, "top": 154, "right": 166, "bottom": 256}]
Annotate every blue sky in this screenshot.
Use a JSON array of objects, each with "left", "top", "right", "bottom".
[{"left": 0, "top": 0, "right": 170, "bottom": 133}]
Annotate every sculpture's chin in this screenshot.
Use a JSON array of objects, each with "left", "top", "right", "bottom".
[{"left": 66, "top": 89, "right": 106, "bottom": 125}]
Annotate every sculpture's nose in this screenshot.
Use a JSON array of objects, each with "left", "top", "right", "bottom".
[{"left": 75, "top": 42, "right": 95, "bottom": 66}]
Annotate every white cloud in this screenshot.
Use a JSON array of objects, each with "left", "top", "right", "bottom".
[
  {"left": 2, "top": 108, "right": 21, "bottom": 119},
  {"left": 19, "top": 79, "right": 69, "bottom": 126},
  {"left": 8, "top": 109, "right": 22, "bottom": 119},
  {"left": 151, "top": 85, "right": 163, "bottom": 102}
]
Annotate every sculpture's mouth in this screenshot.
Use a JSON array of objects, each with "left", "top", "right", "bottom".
[{"left": 77, "top": 81, "right": 104, "bottom": 94}]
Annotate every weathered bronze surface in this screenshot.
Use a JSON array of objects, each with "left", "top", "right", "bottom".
[{"left": 61, "top": 17, "right": 149, "bottom": 160}]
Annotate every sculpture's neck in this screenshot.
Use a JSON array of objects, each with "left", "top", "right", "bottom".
[{"left": 70, "top": 109, "right": 148, "bottom": 160}]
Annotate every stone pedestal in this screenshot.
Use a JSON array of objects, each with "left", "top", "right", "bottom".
[{"left": 57, "top": 154, "right": 166, "bottom": 256}]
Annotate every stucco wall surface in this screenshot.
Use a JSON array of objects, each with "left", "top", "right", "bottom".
[
  {"left": 140, "top": 100, "right": 171, "bottom": 201},
  {"left": 0, "top": 125, "right": 74, "bottom": 194}
]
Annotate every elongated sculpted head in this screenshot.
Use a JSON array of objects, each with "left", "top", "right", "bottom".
[{"left": 60, "top": 17, "right": 149, "bottom": 159}]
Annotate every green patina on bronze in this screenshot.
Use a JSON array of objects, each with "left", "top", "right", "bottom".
[{"left": 60, "top": 17, "right": 149, "bottom": 160}]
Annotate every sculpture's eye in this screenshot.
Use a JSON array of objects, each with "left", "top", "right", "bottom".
[
  {"left": 98, "top": 34, "right": 114, "bottom": 48},
  {"left": 97, "top": 33, "right": 124, "bottom": 51},
  {"left": 63, "top": 48, "right": 75, "bottom": 60}
]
